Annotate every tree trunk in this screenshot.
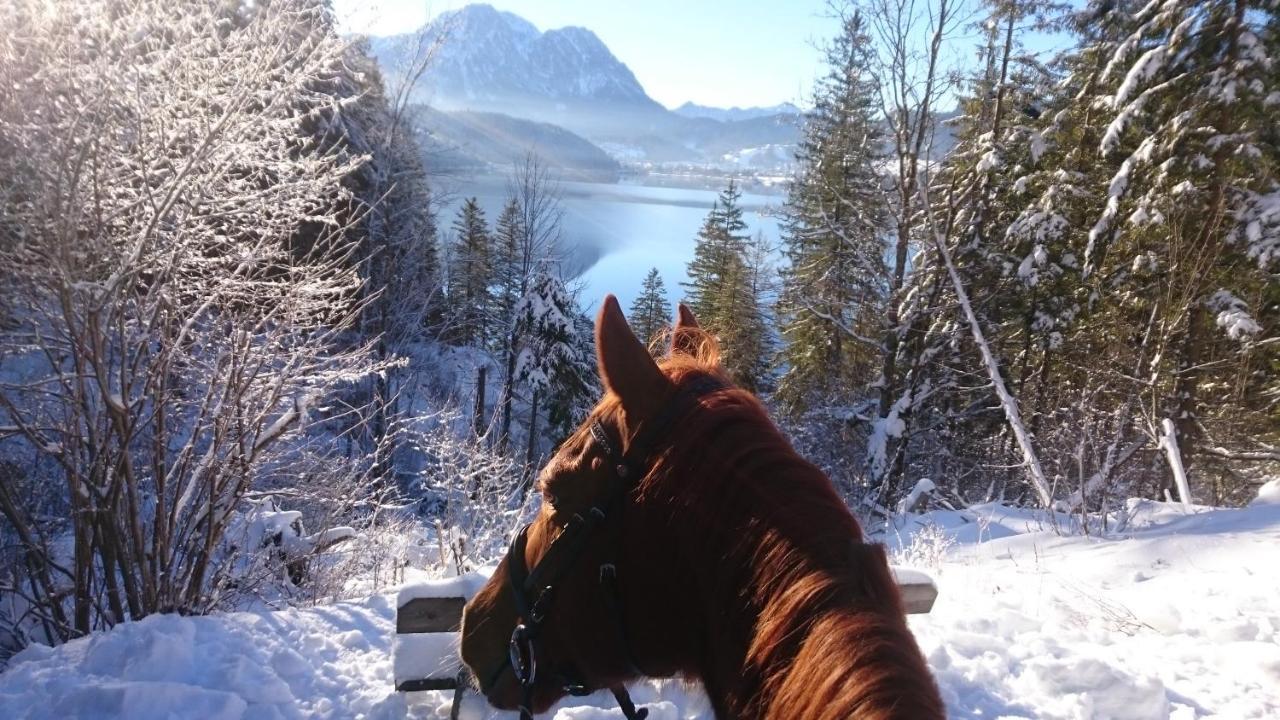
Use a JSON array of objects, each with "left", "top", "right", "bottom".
[
  {"left": 499, "top": 333, "right": 518, "bottom": 449},
  {"left": 473, "top": 365, "right": 487, "bottom": 437}
]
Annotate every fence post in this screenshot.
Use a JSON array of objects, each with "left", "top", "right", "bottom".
[{"left": 473, "top": 366, "right": 486, "bottom": 437}]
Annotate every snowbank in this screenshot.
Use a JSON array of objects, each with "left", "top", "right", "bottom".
[
  {"left": 0, "top": 596, "right": 404, "bottom": 720},
  {"left": 888, "top": 499, "right": 1280, "bottom": 719},
  {"left": 2, "top": 499, "right": 1278, "bottom": 718}
]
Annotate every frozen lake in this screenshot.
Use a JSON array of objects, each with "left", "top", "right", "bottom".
[{"left": 438, "top": 176, "right": 784, "bottom": 315}]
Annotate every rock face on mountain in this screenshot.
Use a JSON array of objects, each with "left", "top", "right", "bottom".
[
  {"left": 369, "top": 4, "right": 667, "bottom": 138},
  {"left": 368, "top": 3, "right": 800, "bottom": 167}
]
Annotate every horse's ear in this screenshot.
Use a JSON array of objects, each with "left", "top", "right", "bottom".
[
  {"left": 596, "top": 295, "right": 670, "bottom": 419},
  {"left": 671, "top": 303, "right": 701, "bottom": 357}
]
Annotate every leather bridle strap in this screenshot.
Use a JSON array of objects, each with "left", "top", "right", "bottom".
[{"left": 501, "top": 375, "right": 726, "bottom": 720}]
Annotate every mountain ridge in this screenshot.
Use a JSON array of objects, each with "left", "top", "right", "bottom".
[
  {"left": 673, "top": 101, "right": 802, "bottom": 122},
  {"left": 368, "top": 4, "right": 800, "bottom": 170}
]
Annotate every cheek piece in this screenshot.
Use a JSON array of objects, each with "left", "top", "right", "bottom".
[{"left": 496, "top": 376, "right": 726, "bottom": 720}]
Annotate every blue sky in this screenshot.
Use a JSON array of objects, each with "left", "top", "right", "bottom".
[
  {"left": 332, "top": 0, "right": 839, "bottom": 109},
  {"left": 332, "top": 1, "right": 1075, "bottom": 111}
]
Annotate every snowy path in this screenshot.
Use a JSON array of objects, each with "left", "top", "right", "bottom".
[
  {"left": 1, "top": 497, "right": 1277, "bottom": 719},
  {"left": 899, "top": 499, "right": 1280, "bottom": 719}
]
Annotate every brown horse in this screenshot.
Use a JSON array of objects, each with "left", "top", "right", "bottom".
[{"left": 460, "top": 296, "right": 944, "bottom": 719}]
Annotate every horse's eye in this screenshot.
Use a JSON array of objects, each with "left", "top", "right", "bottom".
[{"left": 546, "top": 493, "right": 559, "bottom": 508}]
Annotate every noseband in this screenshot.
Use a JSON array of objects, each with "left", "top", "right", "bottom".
[{"left": 499, "top": 376, "right": 725, "bottom": 720}]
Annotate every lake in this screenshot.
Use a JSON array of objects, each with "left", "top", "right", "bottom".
[{"left": 438, "top": 176, "right": 785, "bottom": 315}]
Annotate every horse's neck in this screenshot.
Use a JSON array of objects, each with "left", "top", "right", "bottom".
[
  {"left": 665, "top": 411, "right": 942, "bottom": 718},
  {"left": 701, "top": 543, "right": 943, "bottom": 720},
  {"left": 760, "top": 603, "right": 943, "bottom": 720}
]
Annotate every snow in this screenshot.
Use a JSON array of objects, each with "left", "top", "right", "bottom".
[
  {"left": 1207, "top": 289, "right": 1263, "bottom": 341},
  {"left": 0, "top": 596, "right": 403, "bottom": 719},
  {"left": 1253, "top": 479, "right": 1280, "bottom": 506},
  {"left": 1113, "top": 46, "right": 1166, "bottom": 110},
  {"left": 1157, "top": 419, "right": 1193, "bottom": 508},
  {"left": 396, "top": 572, "right": 492, "bottom": 607},
  {"left": 4, "top": 502, "right": 1279, "bottom": 719},
  {"left": 897, "top": 477, "right": 937, "bottom": 514}
]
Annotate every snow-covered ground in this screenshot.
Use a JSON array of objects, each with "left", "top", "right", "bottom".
[{"left": 3, "top": 487, "right": 1278, "bottom": 719}]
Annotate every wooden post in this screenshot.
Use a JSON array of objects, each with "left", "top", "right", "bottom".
[
  {"left": 473, "top": 366, "right": 486, "bottom": 437},
  {"left": 522, "top": 389, "right": 539, "bottom": 497}
]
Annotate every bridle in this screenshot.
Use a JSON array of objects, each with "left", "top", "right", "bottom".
[{"left": 496, "top": 376, "right": 725, "bottom": 720}]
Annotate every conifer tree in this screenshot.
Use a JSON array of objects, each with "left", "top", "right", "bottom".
[
  {"left": 895, "top": 0, "right": 1067, "bottom": 503},
  {"left": 628, "top": 268, "right": 673, "bottom": 354},
  {"left": 447, "top": 197, "right": 492, "bottom": 347},
  {"left": 775, "top": 10, "right": 888, "bottom": 416},
  {"left": 729, "top": 230, "right": 777, "bottom": 392},
  {"left": 490, "top": 198, "right": 524, "bottom": 353},
  {"left": 682, "top": 181, "right": 772, "bottom": 388},
  {"left": 684, "top": 200, "right": 730, "bottom": 324},
  {"left": 512, "top": 273, "right": 598, "bottom": 483}
]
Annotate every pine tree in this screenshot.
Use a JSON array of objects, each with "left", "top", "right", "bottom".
[
  {"left": 775, "top": 10, "right": 889, "bottom": 416},
  {"left": 447, "top": 198, "right": 492, "bottom": 347},
  {"left": 490, "top": 198, "right": 524, "bottom": 353},
  {"left": 729, "top": 230, "right": 776, "bottom": 392},
  {"left": 512, "top": 273, "right": 598, "bottom": 484},
  {"left": 898, "top": 0, "right": 1280, "bottom": 507},
  {"left": 684, "top": 200, "right": 730, "bottom": 324},
  {"left": 628, "top": 268, "right": 673, "bottom": 354},
  {"left": 682, "top": 181, "right": 771, "bottom": 388}
]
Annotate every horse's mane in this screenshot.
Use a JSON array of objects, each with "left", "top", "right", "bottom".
[{"left": 610, "top": 327, "right": 943, "bottom": 719}]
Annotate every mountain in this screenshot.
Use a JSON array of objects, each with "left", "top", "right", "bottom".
[
  {"left": 413, "top": 107, "right": 621, "bottom": 182},
  {"left": 673, "top": 101, "right": 802, "bottom": 122},
  {"left": 369, "top": 4, "right": 669, "bottom": 139},
  {"left": 368, "top": 4, "right": 802, "bottom": 171}
]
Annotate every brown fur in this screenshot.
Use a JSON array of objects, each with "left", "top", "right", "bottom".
[{"left": 460, "top": 297, "right": 944, "bottom": 718}]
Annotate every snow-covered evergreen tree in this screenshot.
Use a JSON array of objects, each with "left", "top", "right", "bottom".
[{"left": 512, "top": 273, "right": 598, "bottom": 476}]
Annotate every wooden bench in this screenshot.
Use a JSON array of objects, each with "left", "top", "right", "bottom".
[
  {"left": 393, "top": 567, "right": 938, "bottom": 715},
  {"left": 393, "top": 576, "right": 490, "bottom": 720}
]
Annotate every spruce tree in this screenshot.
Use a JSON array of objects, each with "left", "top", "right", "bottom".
[
  {"left": 683, "top": 199, "right": 730, "bottom": 324},
  {"left": 898, "top": 0, "right": 1067, "bottom": 503},
  {"left": 490, "top": 198, "right": 524, "bottom": 353},
  {"left": 682, "top": 181, "right": 771, "bottom": 388},
  {"left": 729, "top": 230, "right": 776, "bottom": 392},
  {"left": 447, "top": 197, "right": 492, "bottom": 347},
  {"left": 512, "top": 273, "right": 598, "bottom": 483},
  {"left": 628, "top": 268, "right": 673, "bottom": 354},
  {"left": 775, "top": 10, "right": 888, "bottom": 416}
]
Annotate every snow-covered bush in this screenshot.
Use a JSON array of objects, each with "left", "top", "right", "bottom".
[
  {"left": 397, "top": 407, "right": 533, "bottom": 571},
  {"left": 0, "top": 0, "right": 394, "bottom": 644},
  {"left": 892, "top": 519, "right": 955, "bottom": 572}
]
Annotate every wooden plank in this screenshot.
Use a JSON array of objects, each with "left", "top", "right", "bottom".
[
  {"left": 397, "top": 596, "right": 466, "bottom": 634},
  {"left": 899, "top": 577, "right": 939, "bottom": 614},
  {"left": 396, "top": 677, "right": 458, "bottom": 692}
]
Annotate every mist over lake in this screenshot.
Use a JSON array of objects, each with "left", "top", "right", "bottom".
[{"left": 439, "top": 176, "right": 784, "bottom": 313}]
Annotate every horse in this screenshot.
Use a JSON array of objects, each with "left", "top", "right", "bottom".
[{"left": 460, "top": 295, "right": 944, "bottom": 719}]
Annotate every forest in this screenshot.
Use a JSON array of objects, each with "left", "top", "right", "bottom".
[{"left": 0, "top": 0, "right": 1275, "bottom": 675}]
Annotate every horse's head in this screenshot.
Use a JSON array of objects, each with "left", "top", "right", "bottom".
[{"left": 460, "top": 295, "right": 720, "bottom": 713}]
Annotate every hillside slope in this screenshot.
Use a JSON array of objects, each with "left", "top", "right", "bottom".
[{"left": 416, "top": 106, "right": 620, "bottom": 181}]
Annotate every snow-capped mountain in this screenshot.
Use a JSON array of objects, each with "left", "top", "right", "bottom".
[
  {"left": 367, "top": 4, "right": 801, "bottom": 169},
  {"left": 673, "top": 101, "right": 802, "bottom": 122},
  {"left": 369, "top": 4, "right": 666, "bottom": 136}
]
